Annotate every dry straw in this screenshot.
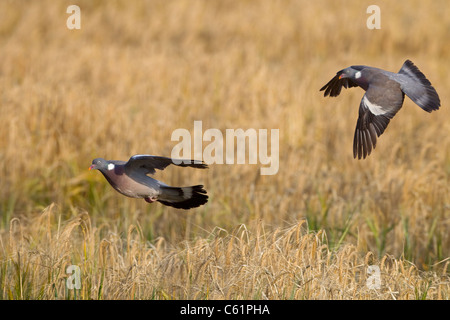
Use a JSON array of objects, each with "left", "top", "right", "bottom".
[{"left": 1, "top": 205, "right": 448, "bottom": 299}]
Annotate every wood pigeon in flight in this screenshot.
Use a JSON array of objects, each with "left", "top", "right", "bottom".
[
  {"left": 89, "top": 155, "right": 208, "bottom": 209},
  {"left": 320, "top": 60, "right": 441, "bottom": 159}
]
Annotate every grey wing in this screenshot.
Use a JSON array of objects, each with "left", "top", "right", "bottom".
[
  {"left": 353, "top": 93, "right": 403, "bottom": 159},
  {"left": 320, "top": 70, "right": 359, "bottom": 97},
  {"left": 125, "top": 155, "right": 208, "bottom": 175}
]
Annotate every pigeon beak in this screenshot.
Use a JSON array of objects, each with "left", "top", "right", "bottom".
[
  {"left": 89, "top": 165, "right": 95, "bottom": 171},
  {"left": 339, "top": 74, "right": 347, "bottom": 79}
]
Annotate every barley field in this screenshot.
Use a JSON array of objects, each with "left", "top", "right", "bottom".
[{"left": 0, "top": 0, "right": 449, "bottom": 300}]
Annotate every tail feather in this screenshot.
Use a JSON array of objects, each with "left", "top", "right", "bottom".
[
  {"left": 158, "top": 185, "right": 208, "bottom": 209},
  {"left": 398, "top": 60, "right": 440, "bottom": 112}
]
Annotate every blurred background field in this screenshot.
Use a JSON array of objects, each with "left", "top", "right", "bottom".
[{"left": 0, "top": 0, "right": 449, "bottom": 299}]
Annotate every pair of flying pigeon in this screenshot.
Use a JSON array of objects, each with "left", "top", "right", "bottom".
[{"left": 90, "top": 60, "right": 441, "bottom": 209}]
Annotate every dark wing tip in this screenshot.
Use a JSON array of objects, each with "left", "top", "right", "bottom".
[
  {"left": 354, "top": 115, "right": 394, "bottom": 160},
  {"left": 353, "top": 113, "right": 392, "bottom": 160},
  {"left": 128, "top": 155, "right": 208, "bottom": 173},
  {"left": 320, "top": 70, "right": 357, "bottom": 97},
  {"left": 320, "top": 73, "right": 341, "bottom": 97},
  {"left": 173, "top": 159, "right": 209, "bottom": 169},
  {"left": 353, "top": 128, "right": 376, "bottom": 160}
]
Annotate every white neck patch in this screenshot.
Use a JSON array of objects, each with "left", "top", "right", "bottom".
[
  {"left": 107, "top": 163, "right": 115, "bottom": 170},
  {"left": 355, "top": 71, "right": 362, "bottom": 79}
]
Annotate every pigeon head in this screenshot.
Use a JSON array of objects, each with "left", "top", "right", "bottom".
[
  {"left": 89, "top": 158, "right": 114, "bottom": 171},
  {"left": 338, "top": 67, "right": 363, "bottom": 80}
]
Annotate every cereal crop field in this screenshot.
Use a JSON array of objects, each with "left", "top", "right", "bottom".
[{"left": 0, "top": 0, "right": 449, "bottom": 300}]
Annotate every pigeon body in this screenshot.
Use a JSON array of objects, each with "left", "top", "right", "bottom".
[
  {"left": 320, "top": 60, "right": 441, "bottom": 159},
  {"left": 89, "top": 155, "right": 208, "bottom": 209}
]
